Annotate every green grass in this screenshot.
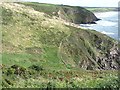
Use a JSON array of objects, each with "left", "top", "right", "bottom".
[
  {"left": 2, "top": 53, "right": 41, "bottom": 67},
  {"left": 2, "top": 45, "right": 66, "bottom": 70},
  {"left": 19, "top": 2, "right": 59, "bottom": 16},
  {"left": 85, "top": 7, "right": 116, "bottom": 12}
]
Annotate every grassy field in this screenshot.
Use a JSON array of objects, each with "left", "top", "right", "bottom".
[{"left": 85, "top": 7, "right": 116, "bottom": 12}]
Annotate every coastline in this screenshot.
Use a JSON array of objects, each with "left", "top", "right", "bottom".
[{"left": 80, "top": 11, "right": 118, "bottom": 39}]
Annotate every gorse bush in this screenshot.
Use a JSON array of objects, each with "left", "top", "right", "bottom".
[
  {"left": 28, "top": 65, "right": 44, "bottom": 71},
  {"left": 2, "top": 65, "right": 119, "bottom": 88}
]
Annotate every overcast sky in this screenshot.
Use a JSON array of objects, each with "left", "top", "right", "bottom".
[{"left": 23, "top": 0, "right": 120, "bottom": 7}]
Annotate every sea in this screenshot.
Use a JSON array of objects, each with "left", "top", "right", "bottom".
[{"left": 80, "top": 11, "right": 118, "bottom": 40}]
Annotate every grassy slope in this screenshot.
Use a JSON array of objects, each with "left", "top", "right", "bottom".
[
  {"left": 2, "top": 2, "right": 119, "bottom": 88},
  {"left": 2, "top": 4, "right": 69, "bottom": 70}
]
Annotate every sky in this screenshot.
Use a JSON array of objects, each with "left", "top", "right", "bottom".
[{"left": 22, "top": 0, "right": 120, "bottom": 7}]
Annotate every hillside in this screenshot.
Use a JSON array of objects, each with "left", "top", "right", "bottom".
[
  {"left": 19, "top": 2, "right": 99, "bottom": 24},
  {"left": 1, "top": 2, "right": 120, "bottom": 88}
]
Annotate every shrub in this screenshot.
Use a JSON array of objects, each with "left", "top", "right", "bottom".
[
  {"left": 28, "top": 65, "right": 43, "bottom": 71},
  {"left": 11, "top": 65, "right": 26, "bottom": 75},
  {"left": 6, "top": 68, "right": 15, "bottom": 75}
]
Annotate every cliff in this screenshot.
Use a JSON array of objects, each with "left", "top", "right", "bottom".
[
  {"left": 2, "top": 2, "right": 119, "bottom": 70},
  {"left": 20, "top": 2, "right": 99, "bottom": 24}
]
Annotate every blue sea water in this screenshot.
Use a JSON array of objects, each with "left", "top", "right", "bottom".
[{"left": 80, "top": 11, "right": 118, "bottom": 40}]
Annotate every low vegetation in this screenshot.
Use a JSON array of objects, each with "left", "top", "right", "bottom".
[
  {"left": 85, "top": 7, "right": 116, "bottom": 12},
  {"left": 2, "top": 64, "right": 119, "bottom": 88}
]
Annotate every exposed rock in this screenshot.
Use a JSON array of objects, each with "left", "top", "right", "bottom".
[{"left": 95, "top": 43, "right": 120, "bottom": 70}]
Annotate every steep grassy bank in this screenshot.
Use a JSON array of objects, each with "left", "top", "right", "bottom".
[{"left": 1, "top": 2, "right": 120, "bottom": 88}]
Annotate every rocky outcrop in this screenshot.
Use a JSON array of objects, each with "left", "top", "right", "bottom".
[
  {"left": 79, "top": 42, "right": 120, "bottom": 70},
  {"left": 95, "top": 43, "right": 120, "bottom": 70},
  {"left": 56, "top": 6, "right": 99, "bottom": 24}
]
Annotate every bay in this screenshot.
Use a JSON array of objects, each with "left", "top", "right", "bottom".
[{"left": 80, "top": 11, "right": 118, "bottom": 40}]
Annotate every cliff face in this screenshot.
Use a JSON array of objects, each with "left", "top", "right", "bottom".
[
  {"left": 2, "top": 2, "right": 119, "bottom": 71},
  {"left": 20, "top": 2, "right": 99, "bottom": 24},
  {"left": 95, "top": 43, "right": 120, "bottom": 70},
  {"left": 56, "top": 6, "right": 98, "bottom": 24}
]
